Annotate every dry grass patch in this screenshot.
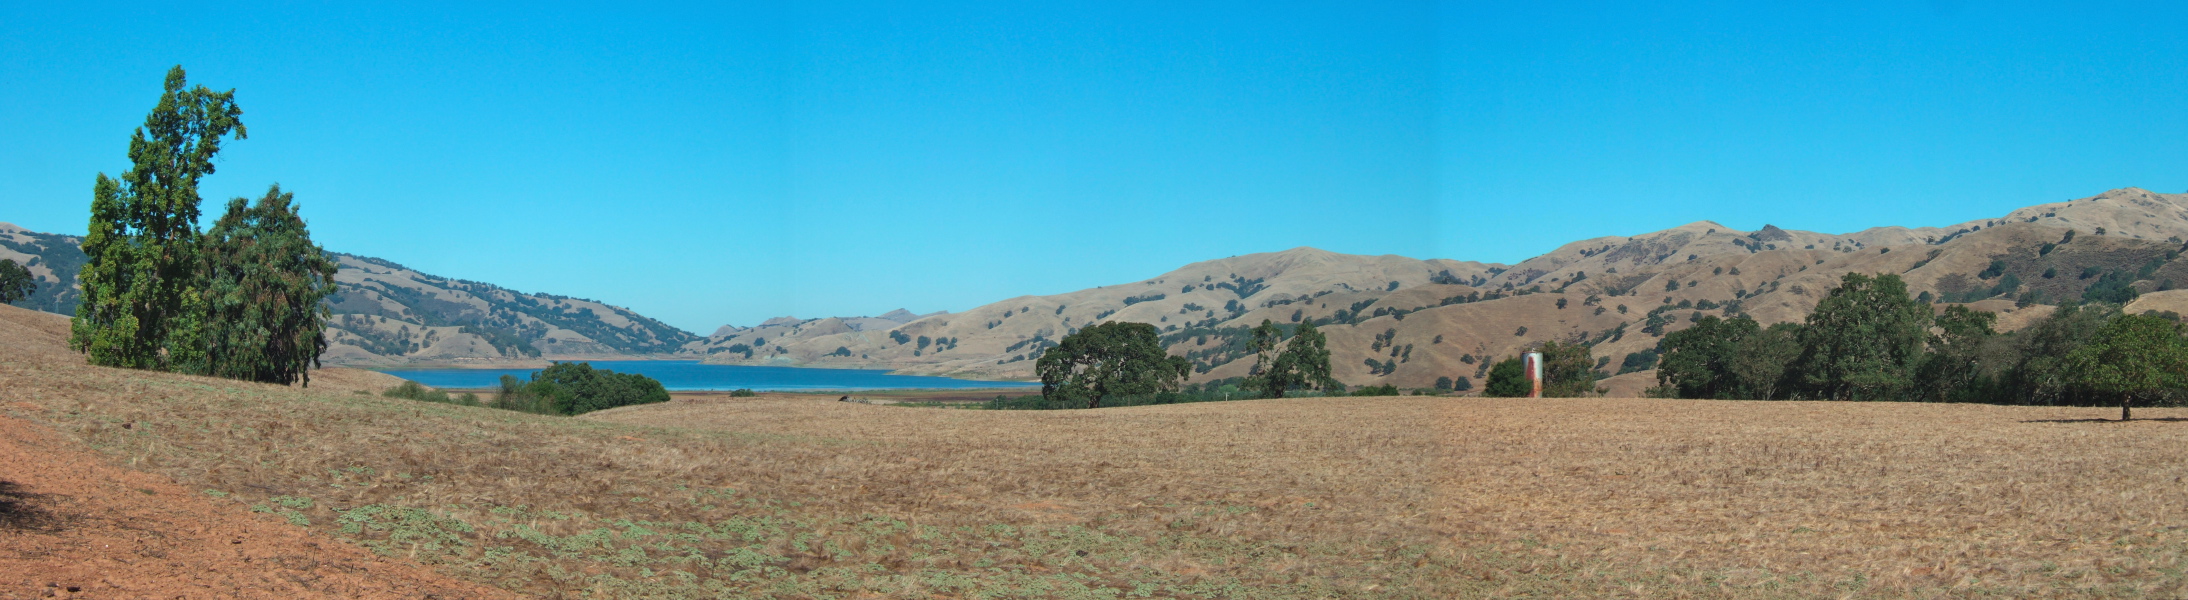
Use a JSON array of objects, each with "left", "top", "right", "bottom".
[{"left": 5, "top": 301, "right": 2187, "bottom": 597}]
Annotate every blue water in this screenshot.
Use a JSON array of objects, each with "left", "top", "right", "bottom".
[{"left": 382, "top": 360, "right": 1039, "bottom": 392}]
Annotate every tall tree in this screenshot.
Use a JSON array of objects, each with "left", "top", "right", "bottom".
[
  {"left": 1036, "top": 321, "right": 1191, "bottom": 408},
  {"left": 1246, "top": 319, "right": 1283, "bottom": 395},
  {"left": 0, "top": 259, "right": 32, "bottom": 306},
  {"left": 175, "top": 185, "right": 339, "bottom": 385},
  {"left": 1793, "top": 273, "right": 1930, "bottom": 401},
  {"left": 72, "top": 66, "right": 246, "bottom": 369},
  {"left": 2066, "top": 313, "right": 2188, "bottom": 421}
]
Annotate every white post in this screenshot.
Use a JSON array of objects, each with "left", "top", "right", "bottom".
[{"left": 1524, "top": 351, "right": 1543, "bottom": 398}]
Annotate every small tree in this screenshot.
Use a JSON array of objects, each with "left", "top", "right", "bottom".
[
  {"left": 2066, "top": 313, "right": 2188, "bottom": 420},
  {"left": 1035, "top": 321, "right": 1190, "bottom": 408},
  {"left": 0, "top": 259, "right": 32, "bottom": 305}
]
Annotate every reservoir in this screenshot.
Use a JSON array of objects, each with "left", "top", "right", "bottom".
[{"left": 383, "top": 360, "right": 1039, "bottom": 392}]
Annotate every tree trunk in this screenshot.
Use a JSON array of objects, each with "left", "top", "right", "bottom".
[{"left": 2122, "top": 394, "right": 2132, "bottom": 421}]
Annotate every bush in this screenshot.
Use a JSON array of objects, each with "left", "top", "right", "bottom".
[
  {"left": 729, "top": 388, "right": 758, "bottom": 397},
  {"left": 489, "top": 363, "right": 670, "bottom": 415},
  {"left": 382, "top": 380, "right": 471, "bottom": 405},
  {"left": 1352, "top": 384, "right": 1400, "bottom": 397},
  {"left": 1484, "top": 357, "right": 1529, "bottom": 397}
]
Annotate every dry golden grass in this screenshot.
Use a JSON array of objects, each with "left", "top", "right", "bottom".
[{"left": 5, "top": 305, "right": 2188, "bottom": 597}]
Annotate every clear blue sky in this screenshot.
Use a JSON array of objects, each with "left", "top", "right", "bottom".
[{"left": 3, "top": 2, "right": 2184, "bottom": 332}]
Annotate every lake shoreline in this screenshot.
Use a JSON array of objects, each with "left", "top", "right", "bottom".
[{"left": 383, "top": 360, "right": 1040, "bottom": 392}]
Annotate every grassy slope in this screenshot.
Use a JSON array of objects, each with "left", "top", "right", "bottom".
[{"left": 7, "top": 303, "right": 2188, "bottom": 597}]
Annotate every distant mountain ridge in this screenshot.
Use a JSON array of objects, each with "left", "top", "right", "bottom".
[
  {"left": 9, "top": 186, "right": 2188, "bottom": 390},
  {"left": 680, "top": 187, "right": 2188, "bottom": 393}
]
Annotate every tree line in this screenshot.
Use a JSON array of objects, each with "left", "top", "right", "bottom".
[{"left": 1654, "top": 272, "right": 2188, "bottom": 420}]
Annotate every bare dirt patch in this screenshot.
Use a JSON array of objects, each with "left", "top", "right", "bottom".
[{"left": 0, "top": 415, "right": 516, "bottom": 599}]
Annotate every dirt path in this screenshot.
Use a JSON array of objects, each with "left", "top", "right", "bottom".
[{"left": 0, "top": 411, "right": 519, "bottom": 599}]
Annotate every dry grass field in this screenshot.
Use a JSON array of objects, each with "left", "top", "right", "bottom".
[{"left": 4, "top": 305, "right": 2188, "bottom": 597}]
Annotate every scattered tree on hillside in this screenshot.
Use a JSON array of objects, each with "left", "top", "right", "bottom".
[
  {"left": 1036, "top": 321, "right": 1190, "bottom": 409},
  {"left": 0, "top": 259, "right": 32, "bottom": 306},
  {"left": 74, "top": 66, "right": 247, "bottom": 369},
  {"left": 2066, "top": 313, "right": 2188, "bottom": 421}
]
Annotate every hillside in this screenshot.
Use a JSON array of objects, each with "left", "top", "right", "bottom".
[
  {"left": 694, "top": 187, "right": 2188, "bottom": 392},
  {"left": 0, "top": 228, "right": 699, "bottom": 367},
  {"left": 11, "top": 186, "right": 2188, "bottom": 386}
]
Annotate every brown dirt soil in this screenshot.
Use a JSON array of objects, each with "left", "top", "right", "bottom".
[{"left": 0, "top": 306, "right": 517, "bottom": 599}]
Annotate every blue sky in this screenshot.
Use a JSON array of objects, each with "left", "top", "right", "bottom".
[{"left": 3, "top": 2, "right": 2184, "bottom": 332}]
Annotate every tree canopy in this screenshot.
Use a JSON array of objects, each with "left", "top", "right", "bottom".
[
  {"left": 176, "top": 185, "right": 340, "bottom": 385},
  {"left": 0, "top": 259, "right": 32, "bottom": 306},
  {"left": 73, "top": 66, "right": 247, "bottom": 370},
  {"left": 1483, "top": 357, "right": 1529, "bottom": 397},
  {"left": 1793, "top": 273, "right": 1930, "bottom": 401},
  {"left": 2066, "top": 313, "right": 2188, "bottom": 420},
  {"left": 1537, "top": 340, "right": 1596, "bottom": 397},
  {"left": 1036, "top": 321, "right": 1191, "bottom": 408},
  {"left": 1247, "top": 319, "right": 1339, "bottom": 398}
]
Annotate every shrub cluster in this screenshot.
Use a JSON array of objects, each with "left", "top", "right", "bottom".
[{"left": 487, "top": 362, "right": 671, "bottom": 415}]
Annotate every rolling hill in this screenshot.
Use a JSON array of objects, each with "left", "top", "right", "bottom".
[
  {"left": 687, "top": 187, "right": 2188, "bottom": 393},
  {"left": 9, "top": 186, "right": 2188, "bottom": 391}
]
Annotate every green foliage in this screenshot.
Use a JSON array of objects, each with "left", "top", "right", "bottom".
[
  {"left": 1656, "top": 316, "right": 1756, "bottom": 399},
  {"left": 1352, "top": 384, "right": 1400, "bottom": 396},
  {"left": 1794, "top": 273, "right": 1930, "bottom": 401},
  {"left": 1247, "top": 320, "right": 1341, "bottom": 398},
  {"left": 2066, "top": 313, "right": 2188, "bottom": 420},
  {"left": 489, "top": 362, "right": 671, "bottom": 415},
  {"left": 0, "top": 259, "right": 32, "bottom": 305},
  {"left": 1537, "top": 340, "right": 1595, "bottom": 397},
  {"left": 1035, "top": 321, "right": 1190, "bottom": 409},
  {"left": 73, "top": 66, "right": 247, "bottom": 370},
  {"left": 1434, "top": 376, "right": 1454, "bottom": 391},
  {"left": 1912, "top": 305, "right": 2004, "bottom": 403},
  {"left": 1483, "top": 357, "right": 1529, "bottom": 397},
  {"left": 175, "top": 185, "right": 339, "bottom": 385},
  {"left": 0, "top": 229, "right": 88, "bottom": 314},
  {"left": 729, "top": 388, "right": 758, "bottom": 397},
  {"left": 2082, "top": 270, "right": 2139, "bottom": 304},
  {"left": 1617, "top": 348, "right": 1659, "bottom": 375}
]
